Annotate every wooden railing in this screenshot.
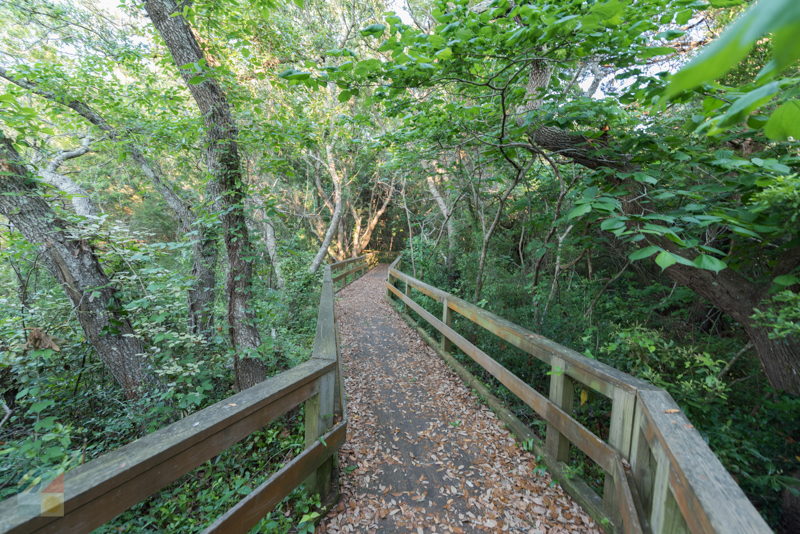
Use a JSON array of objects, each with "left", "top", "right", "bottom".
[
  {"left": 386, "top": 257, "right": 770, "bottom": 534},
  {"left": 0, "top": 263, "right": 355, "bottom": 534}
]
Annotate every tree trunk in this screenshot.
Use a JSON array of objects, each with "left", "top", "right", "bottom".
[
  {"left": 426, "top": 174, "right": 454, "bottom": 268},
  {"left": 263, "top": 216, "right": 285, "bottom": 289},
  {"left": 309, "top": 143, "right": 344, "bottom": 274},
  {"left": 36, "top": 137, "right": 100, "bottom": 217},
  {"left": 0, "top": 65, "right": 219, "bottom": 341},
  {"left": 515, "top": 58, "right": 800, "bottom": 394},
  {"left": 144, "top": 0, "right": 265, "bottom": 389},
  {"left": 353, "top": 179, "right": 394, "bottom": 256},
  {"left": 0, "top": 133, "right": 155, "bottom": 398},
  {"left": 663, "top": 259, "right": 800, "bottom": 395}
]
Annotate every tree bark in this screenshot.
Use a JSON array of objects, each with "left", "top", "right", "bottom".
[
  {"left": 516, "top": 58, "right": 800, "bottom": 395},
  {"left": 36, "top": 137, "right": 100, "bottom": 217},
  {"left": 353, "top": 178, "right": 394, "bottom": 256},
  {"left": 308, "top": 143, "right": 344, "bottom": 274},
  {"left": 662, "top": 257, "right": 800, "bottom": 394},
  {"left": 0, "top": 65, "right": 219, "bottom": 340},
  {"left": 0, "top": 132, "right": 155, "bottom": 398},
  {"left": 426, "top": 173, "right": 455, "bottom": 269},
  {"left": 144, "top": 0, "right": 265, "bottom": 389}
]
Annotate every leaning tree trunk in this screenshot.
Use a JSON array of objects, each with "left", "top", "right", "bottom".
[
  {"left": 0, "top": 66, "right": 219, "bottom": 341},
  {"left": 662, "top": 257, "right": 800, "bottom": 395},
  {"left": 144, "top": 0, "right": 265, "bottom": 389},
  {"left": 516, "top": 56, "right": 800, "bottom": 395},
  {"left": 0, "top": 133, "right": 155, "bottom": 398},
  {"left": 426, "top": 174, "right": 455, "bottom": 269},
  {"left": 309, "top": 143, "right": 344, "bottom": 274}
]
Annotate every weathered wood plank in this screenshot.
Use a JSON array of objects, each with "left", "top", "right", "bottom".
[
  {"left": 613, "top": 456, "right": 645, "bottom": 534},
  {"left": 387, "top": 282, "right": 617, "bottom": 474},
  {"left": 0, "top": 367, "right": 328, "bottom": 534},
  {"left": 332, "top": 262, "right": 367, "bottom": 283},
  {"left": 312, "top": 267, "right": 337, "bottom": 361},
  {"left": 637, "top": 390, "right": 771, "bottom": 534},
  {"left": 303, "top": 371, "right": 336, "bottom": 500},
  {"left": 202, "top": 421, "right": 347, "bottom": 534},
  {"left": 605, "top": 389, "right": 637, "bottom": 524},
  {"left": 330, "top": 255, "right": 367, "bottom": 270},
  {"left": 545, "top": 357, "right": 574, "bottom": 463},
  {"left": 390, "top": 268, "right": 654, "bottom": 398},
  {"left": 442, "top": 297, "right": 453, "bottom": 353}
]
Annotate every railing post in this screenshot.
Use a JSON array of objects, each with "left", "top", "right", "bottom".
[
  {"left": 603, "top": 388, "right": 637, "bottom": 525},
  {"left": 545, "top": 357, "right": 574, "bottom": 462},
  {"left": 305, "top": 267, "right": 337, "bottom": 501},
  {"left": 304, "top": 372, "right": 335, "bottom": 499},
  {"left": 442, "top": 297, "right": 453, "bottom": 353}
]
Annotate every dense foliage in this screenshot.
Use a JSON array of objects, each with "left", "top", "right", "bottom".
[{"left": 0, "top": 0, "right": 798, "bottom": 531}]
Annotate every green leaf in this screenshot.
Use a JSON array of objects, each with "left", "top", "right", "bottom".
[
  {"left": 655, "top": 251, "right": 677, "bottom": 270},
  {"left": 188, "top": 75, "right": 205, "bottom": 85},
  {"left": 716, "top": 82, "right": 779, "bottom": 126},
  {"left": 360, "top": 24, "right": 386, "bottom": 37},
  {"left": 435, "top": 47, "right": 453, "bottom": 60},
  {"left": 566, "top": 203, "right": 591, "bottom": 219},
  {"left": 338, "top": 90, "right": 353, "bottom": 103},
  {"left": 764, "top": 100, "right": 800, "bottom": 140},
  {"left": 629, "top": 246, "right": 660, "bottom": 261},
  {"left": 29, "top": 399, "right": 55, "bottom": 414},
  {"left": 693, "top": 254, "right": 727, "bottom": 272},
  {"left": 774, "top": 274, "right": 800, "bottom": 286},
  {"left": 278, "top": 69, "right": 311, "bottom": 80},
  {"left": 639, "top": 47, "right": 675, "bottom": 59},
  {"left": 600, "top": 217, "right": 627, "bottom": 231},
  {"left": 665, "top": 0, "right": 800, "bottom": 98}
]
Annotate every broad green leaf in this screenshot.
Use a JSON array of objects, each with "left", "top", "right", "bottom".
[
  {"left": 360, "top": 24, "right": 386, "bottom": 37},
  {"left": 600, "top": 217, "right": 627, "bottom": 231},
  {"left": 665, "top": 0, "right": 800, "bottom": 98},
  {"left": 566, "top": 203, "right": 592, "bottom": 219},
  {"left": 764, "top": 100, "right": 800, "bottom": 140},
  {"left": 655, "top": 251, "right": 677, "bottom": 270},
  {"left": 338, "top": 90, "right": 353, "bottom": 103},
  {"left": 693, "top": 254, "right": 727, "bottom": 272},
  {"left": 435, "top": 47, "right": 453, "bottom": 61},
  {"left": 629, "top": 246, "right": 661, "bottom": 261},
  {"left": 715, "top": 82, "right": 779, "bottom": 126},
  {"left": 774, "top": 274, "right": 800, "bottom": 286},
  {"left": 640, "top": 47, "right": 675, "bottom": 59}
]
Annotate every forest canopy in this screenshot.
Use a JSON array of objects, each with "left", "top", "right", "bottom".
[{"left": 0, "top": 0, "right": 798, "bottom": 531}]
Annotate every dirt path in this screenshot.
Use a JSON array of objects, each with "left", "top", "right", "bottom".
[{"left": 320, "top": 265, "right": 600, "bottom": 534}]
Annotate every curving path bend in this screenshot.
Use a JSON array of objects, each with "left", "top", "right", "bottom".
[{"left": 320, "top": 265, "right": 600, "bottom": 534}]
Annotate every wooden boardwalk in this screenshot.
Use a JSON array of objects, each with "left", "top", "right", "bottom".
[{"left": 321, "top": 265, "right": 599, "bottom": 533}]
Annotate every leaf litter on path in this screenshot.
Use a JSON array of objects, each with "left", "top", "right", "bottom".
[{"left": 320, "top": 265, "right": 600, "bottom": 534}]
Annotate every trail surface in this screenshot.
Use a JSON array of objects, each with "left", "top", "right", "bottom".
[{"left": 320, "top": 265, "right": 599, "bottom": 534}]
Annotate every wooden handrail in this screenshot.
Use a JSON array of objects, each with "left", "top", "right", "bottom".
[
  {"left": 0, "top": 262, "right": 366, "bottom": 534},
  {"left": 386, "top": 260, "right": 770, "bottom": 534}
]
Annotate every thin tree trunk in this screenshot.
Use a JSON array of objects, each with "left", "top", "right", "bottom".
[
  {"left": 144, "top": 0, "right": 264, "bottom": 389},
  {"left": 427, "top": 175, "right": 454, "bottom": 268},
  {"left": 354, "top": 179, "right": 394, "bottom": 256},
  {"left": 36, "top": 137, "right": 100, "bottom": 217},
  {"left": 0, "top": 65, "right": 219, "bottom": 341},
  {"left": 309, "top": 143, "right": 344, "bottom": 274},
  {"left": 263, "top": 216, "right": 284, "bottom": 288},
  {"left": 473, "top": 171, "right": 525, "bottom": 301},
  {"left": 0, "top": 132, "right": 155, "bottom": 398}
]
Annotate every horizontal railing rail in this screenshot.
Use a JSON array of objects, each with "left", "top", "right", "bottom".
[
  {"left": 0, "top": 263, "right": 354, "bottom": 534},
  {"left": 329, "top": 252, "right": 378, "bottom": 285},
  {"left": 386, "top": 256, "right": 770, "bottom": 534}
]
